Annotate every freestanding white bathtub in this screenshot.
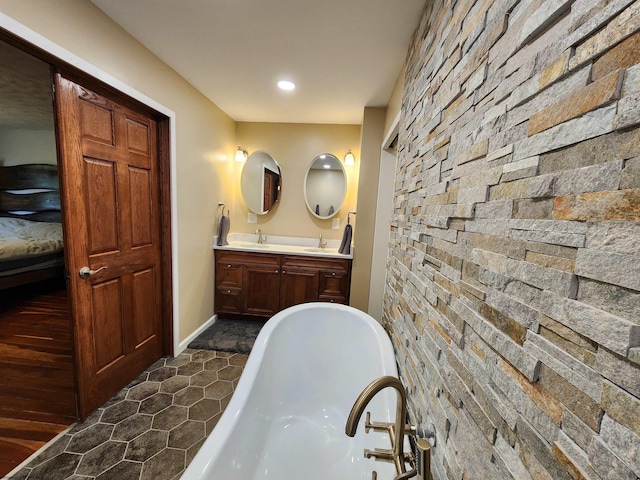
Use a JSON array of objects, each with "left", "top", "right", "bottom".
[{"left": 181, "top": 302, "right": 402, "bottom": 480}]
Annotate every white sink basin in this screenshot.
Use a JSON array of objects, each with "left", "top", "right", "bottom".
[{"left": 236, "top": 242, "right": 269, "bottom": 248}]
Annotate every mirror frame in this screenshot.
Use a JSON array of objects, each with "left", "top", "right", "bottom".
[
  {"left": 240, "top": 150, "right": 282, "bottom": 215},
  {"left": 303, "top": 153, "right": 347, "bottom": 220}
]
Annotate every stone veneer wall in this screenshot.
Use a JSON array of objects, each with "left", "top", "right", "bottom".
[{"left": 383, "top": 0, "right": 640, "bottom": 478}]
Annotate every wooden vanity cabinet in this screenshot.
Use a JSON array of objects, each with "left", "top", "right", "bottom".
[{"left": 214, "top": 249, "right": 351, "bottom": 318}]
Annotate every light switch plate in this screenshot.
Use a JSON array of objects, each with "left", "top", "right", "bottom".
[
  {"left": 248, "top": 213, "right": 257, "bottom": 223},
  {"left": 332, "top": 218, "right": 340, "bottom": 229}
]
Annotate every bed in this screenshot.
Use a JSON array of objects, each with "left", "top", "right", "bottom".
[{"left": 0, "top": 164, "right": 64, "bottom": 289}]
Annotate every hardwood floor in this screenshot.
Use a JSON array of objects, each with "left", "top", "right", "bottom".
[{"left": 0, "top": 279, "right": 77, "bottom": 477}]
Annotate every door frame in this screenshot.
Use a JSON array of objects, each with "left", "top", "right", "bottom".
[{"left": 0, "top": 20, "right": 179, "bottom": 354}]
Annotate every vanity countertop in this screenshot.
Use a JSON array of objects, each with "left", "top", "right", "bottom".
[{"left": 213, "top": 233, "right": 353, "bottom": 259}]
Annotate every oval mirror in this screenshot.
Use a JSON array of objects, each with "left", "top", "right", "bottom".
[
  {"left": 304, "top": 153, "right": 347, "bottom": 219},
  {"left": 240, "top": 150, "right": 282, "bottom": 215}
]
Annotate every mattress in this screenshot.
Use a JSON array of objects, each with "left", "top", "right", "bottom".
[{"left": 0, "top": 217, "right": 64, "bottom": 274}]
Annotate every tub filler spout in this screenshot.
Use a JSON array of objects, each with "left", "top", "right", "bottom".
[{"left": 345, "top": 376, "right": 417, "bottom": 479}]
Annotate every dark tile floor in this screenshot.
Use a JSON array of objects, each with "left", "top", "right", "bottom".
[{"left": 8, "top": 349, "right": 247, "bottom": 480}]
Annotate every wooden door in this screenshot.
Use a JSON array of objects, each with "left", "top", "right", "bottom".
[
  {"left": 55, "top": 74, "right": 166, "bottom": 418},
  {"left": 263, "top": 168, "right": 273, "bottom": 211},
  {"left": 263, "top": 168, "right": 280, "bottom": 211}
]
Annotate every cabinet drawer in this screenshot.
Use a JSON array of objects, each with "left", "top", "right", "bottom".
[
  {"left": 217, "top": 249, "right": 279, "bottom": 267},
  {"left": 215, "top": 287, "right": 242, "bottom": 314},
  {"left": 216, "top": 263, "right": 243, "bottom": 288},
  {"left": 318, "top": 295, "right": 348, "bottom": 304},
  {"left": 282, "top": 255, "right": 348, "bottom": 271}
]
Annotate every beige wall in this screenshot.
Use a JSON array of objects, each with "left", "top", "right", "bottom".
[
  {"left": 383, "top": 64, "right": 405, "bottom": 136},
  {"left": 234, "top": 122, "right": 361, "bottom": 240},
  {"left": 0, "top": 129, "right": 57, "bottom": 166},
  {"left": 350, "top": 107, "right": 386, "bottom": 312},
  {"left": 0, "top": 0, "right": 237, "bottom": 345},
  {"left": 366, "top": 66, "right": 406, "bottom": 320}
]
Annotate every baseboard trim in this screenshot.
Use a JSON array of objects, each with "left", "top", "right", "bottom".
[{"left": 176, "top": 314, "right": 217, "bottom": 354}]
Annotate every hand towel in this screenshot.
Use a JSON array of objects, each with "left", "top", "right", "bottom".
[
  {"left": 338, "top": 223, "right": 352, "bottom": 255},
  {"left": 217, "top": 212, "right": 230, "bottom": 246}
]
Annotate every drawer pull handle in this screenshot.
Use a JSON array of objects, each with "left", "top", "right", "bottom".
[
  {"left": 227, "top": 290, "right": 231, "bottom": 294},
  {"left": 332, "top": 272, "right": 336, "bottom": 276},
  {"left": 282, "top": 270, "right": 285, "bottom": 274}
]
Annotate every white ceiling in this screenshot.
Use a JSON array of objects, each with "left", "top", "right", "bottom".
[{"left": 90, "top": 0, "right": 425, "bottom": 125}]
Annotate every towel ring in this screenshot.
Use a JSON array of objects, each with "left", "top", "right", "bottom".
[{"left": 347, "top": 211, "right": 357, "bottom": 225}]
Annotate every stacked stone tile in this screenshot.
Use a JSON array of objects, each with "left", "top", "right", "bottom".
[{"left": 384, "top": 0, "right": 640, "bottom": 478}]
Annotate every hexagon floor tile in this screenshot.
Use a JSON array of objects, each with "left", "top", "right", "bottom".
[{"left": 11, "top": 349, "right": 247, "bottom": 480}]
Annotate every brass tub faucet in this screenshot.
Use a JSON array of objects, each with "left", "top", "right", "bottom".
[{"left": 346, "top": 375, "right": 431, "bottom": 480}]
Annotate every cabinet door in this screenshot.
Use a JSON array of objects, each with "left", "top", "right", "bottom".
[
  {"left": 243, "top": 265, "right": 281, "bottom": 316},
  {"left": 280, "top": 267, "right": 319, "bottom": 309},
  {"left": 319, "top": 268, "right": 350, "bottom": 304}
]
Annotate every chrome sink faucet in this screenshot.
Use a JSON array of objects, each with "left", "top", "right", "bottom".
[
  {"left": 345, "top": 376, "right": 419, "bottom": 480},
  {"left": 318, "top": 233, "right": 327, "bottom": 248},
  {"left": 256, "top": 228, "right": 266, "bottom": 244}
]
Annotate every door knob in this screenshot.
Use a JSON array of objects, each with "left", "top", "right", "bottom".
[{"left": 79, "top": 266, "right": 107, "bottom": 279}]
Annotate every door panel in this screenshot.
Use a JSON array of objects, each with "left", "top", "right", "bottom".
[
  {"left": 125, "top": 117, "right": 151, "bottom": 154},
  {"left": 84, "top": 158, "right": 119, "bottom": 253},
  {"left": 131, "top": 268, "right": 157, "bottom": 346},
  {"left": 129, "top": 167, "right": 153, "bottom": 246},
  {"left": 78, "top": 98, "right": 115, "bottom": 146},
  {"left": 56, "top": 73, "right": 165, "bottom": 417},
  {"left": 91, "top": 279, "right": 124, "bottom": 370}
]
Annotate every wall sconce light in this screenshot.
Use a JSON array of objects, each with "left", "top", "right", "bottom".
[
  {"left": 235, "top": 146, "right": 248, "bottom": 162},
  {"left": 344, "top": 150, "right": 355, "bottom": 166}
]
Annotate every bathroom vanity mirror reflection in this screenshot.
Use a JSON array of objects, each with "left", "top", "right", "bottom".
[
  {"left": 304, "top": 153, "right": 346, "bottom": 219},
  {"left": 240, "top": 150, "right": 281, "bottom": 214}
]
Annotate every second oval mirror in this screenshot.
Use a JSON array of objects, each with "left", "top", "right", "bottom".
[
  {"left": 304, "top": 153, "right": 346, "bottom": 219},
  {"left": 241, "top": 150, "right": 281, "bottom": 215}
]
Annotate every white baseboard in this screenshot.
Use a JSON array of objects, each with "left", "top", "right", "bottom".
[{"left": 176, "top": 314, "right": 217, "bottom": 355}]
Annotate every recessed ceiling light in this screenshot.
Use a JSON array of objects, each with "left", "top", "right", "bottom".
[{"left": 277, "top": 80, "right": 296, "bottom": 91}]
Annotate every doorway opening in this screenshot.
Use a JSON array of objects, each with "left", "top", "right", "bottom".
[{"left": 0, "top": 31, "right": 173, "bottom": 476}]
